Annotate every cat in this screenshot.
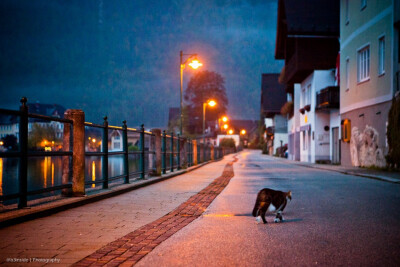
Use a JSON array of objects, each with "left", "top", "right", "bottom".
[{"left": 252, "top": 188, "right": 292, "bottom": 224}]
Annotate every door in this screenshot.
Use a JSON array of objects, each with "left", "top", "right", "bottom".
[{"left": 332, "top": 127, "right": 340, "bottom": 164}]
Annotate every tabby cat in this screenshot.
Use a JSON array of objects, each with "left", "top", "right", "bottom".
[{"left": 252, "top": 188, "right": 292, "bottom": 224}]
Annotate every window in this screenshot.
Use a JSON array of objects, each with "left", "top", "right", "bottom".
[
  {"left": 301, "top": 88, "right": 306, "bottom": 107},
  {"left": 345, "top": 0, "right": 349, "bottom": 24},
  {"left": 361, "top": 0, "right": 367, "bottom": 10},
  {"left": 345, "top": 58, "right": 350, "bottom": 90},
  {"left": 378, "top": 36, "right": 385, "bottom": 75},
  {"left": 341, "top": 119, "right": 351, "bottom": 142},
  {"left": 357, "top": 45, "right": 370, "bottom": 83},
  {"left": 307, "top": 84, "right": 311, "bottom": 106}
]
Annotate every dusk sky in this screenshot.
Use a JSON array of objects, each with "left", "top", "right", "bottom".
[{"left": 0, "top": 0, "right": 283, "bottom": 127}]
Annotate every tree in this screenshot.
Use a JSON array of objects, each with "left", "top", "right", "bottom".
[
  {"left": 28, "top": 123, "right": 60, "bottom": 150},
  {"left": 184, "top": 71, "right": 228, "bottom": 134}
]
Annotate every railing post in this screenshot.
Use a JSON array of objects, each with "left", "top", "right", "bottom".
[
  {"left": 177, "top": 134, "right": 181, "bottom": 170},
  {"left": 123, "top": 120, "right": 129, "bottom": 184},
  {"left": 63, "top": 109, "right": 86, "bottom": 196},
  {"left": 162, "top": 130, "right": 166, "bottom": 174},
  {"left": 211, "top": 145, "right": 215, "bottom": 160},
  {"left": 151, "top": 129, "right": 162, "bottom": 176},
  {"left": 200, "top": 143, "right": 204, "bottom": 163},
  {"left": 102, "top": 116, "right": 109, "bottom": 189},
  {"left": 192, "top": 139, "right": 198, "bottom": 165},
  {"left": 170, "top": 132, "right": 174, "bottom": 172},
  {"left": 189, "top": 139, "right": 192, "bottom": 167},
  {"left": 18, "top": 97, "right": 28, "bottom": 208},
  {"left": 140, "top": 124, "right": 145, "bottom": 179}
]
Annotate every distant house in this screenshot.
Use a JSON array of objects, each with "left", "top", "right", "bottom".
[
  {"left": 167, "top": 107, "right": 180, "bottom": 133},
  {"left": 0, "top": 102, "right": 66, "bottom": 144},
  {"left": 260, "top": 73, "right": 288, "bottom": 155},
  {"left": 275, "top": 0, "right": 340, "bottom": 163},
  {"left": 339, "top": 0, "right": 399, "bottom": 167}
]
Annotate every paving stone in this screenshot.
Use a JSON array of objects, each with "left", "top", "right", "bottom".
[{"left": 73, "top": 157, "right": 237, "bottom": 266}]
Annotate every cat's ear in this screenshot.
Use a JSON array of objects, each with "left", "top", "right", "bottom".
[{"left": 287, "top": 191, "right": 292, "bottom": 201}]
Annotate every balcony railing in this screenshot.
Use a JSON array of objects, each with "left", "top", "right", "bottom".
[{"left": 316, "top": 86, "right": 339, "bottom": 110}]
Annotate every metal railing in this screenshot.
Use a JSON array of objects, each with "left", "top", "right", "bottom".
[
  {"left": 0, "top": 98, "right": 232, "bottom": 209},
  {"left": 0, "top": 98, "right": 73, "bottom": 208}
]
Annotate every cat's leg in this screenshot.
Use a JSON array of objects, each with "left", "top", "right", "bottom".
[
  {"left": 274, "top": 211, "right": 283, "bottom": 223},
  {"left": 252, "top": 201, "right": 260, "bottom": 217},
  {"left": 260, "top": 202, "right": 270, "bottom": 224}
]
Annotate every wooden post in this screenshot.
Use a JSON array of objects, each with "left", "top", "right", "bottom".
[
  {"left": 151, "top": 129, "right": 162, "bottom": 176},
  {"left": 64, "top": 109, "right": 85, "bottom": 196}
]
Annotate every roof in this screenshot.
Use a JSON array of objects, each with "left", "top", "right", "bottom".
[
  {"left": 275, "top": 0, "right": 339, "bottom": 59},
  {"left": 27, "top": 103, "right": 66, "bottom": 118},
  {"left": 0, "top": 102, "right": 66, "bottom": 125},
  {"left": 261, "top": 74, "right": 286, "bottom": 118}
]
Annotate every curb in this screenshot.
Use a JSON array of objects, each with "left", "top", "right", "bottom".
[
  {"left": 0, "top": 158, "right": 225, "bottom": 229},
  {"left": 269, "top": 155, "right": 400, "bottom": 184}
]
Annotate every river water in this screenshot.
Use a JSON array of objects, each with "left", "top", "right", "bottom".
[{"left": 0, "top": 154, "right": 159, "bottom": 205}]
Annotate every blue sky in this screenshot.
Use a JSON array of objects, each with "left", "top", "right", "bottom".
[{"left": 0, "top": 0, "right": 283, "bottom": 127}]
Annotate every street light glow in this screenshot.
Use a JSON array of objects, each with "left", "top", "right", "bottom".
[
  {"left": 228, "top": 129, "right": 234, "bottom": 135},
  {"left": 207, "top": 100, "right": 217, "bottom": 107},
  {"left": 222, "top": 116, "right": 228, "bottom": 122},
  {"left": 188, "top": 59, "right": 203, "bottom": 69},
  {"left": 223, "top": 124, "right": 228, "bottom": 130},
  {"left": 241, "top": 129, "right": 246, "bottom": 135}
]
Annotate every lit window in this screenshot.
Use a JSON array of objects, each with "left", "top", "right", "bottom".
[
  {"left": 341, "top": 119, "right": 351, "bottom": 142},
  {"left": 346, "top": 58, "right": 350, "bottom": 90},
  {"left": 357, "top": 45, "right": 370, "bottom": 83},
  {"left": 378, "top": 36, "right": 385, "bottom": 75}
]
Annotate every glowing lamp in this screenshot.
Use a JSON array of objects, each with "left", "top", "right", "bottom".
[
  {"left": 208, "top": 100, "right": 217, "bottom": 107},
  {"left": 188, "top": 59, "right": 203, "bottom": 69}
]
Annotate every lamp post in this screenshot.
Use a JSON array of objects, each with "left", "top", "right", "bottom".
[
  {"left": 203, "top": 100, "right": 216, "bottom": 146},
  {"left": 180, "top": 51, "right": 202, "bottom": 135}
]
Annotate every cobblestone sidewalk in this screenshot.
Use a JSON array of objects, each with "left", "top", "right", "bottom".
[{"left": 73, "top": 157, "right": 238, "bottom": 266}]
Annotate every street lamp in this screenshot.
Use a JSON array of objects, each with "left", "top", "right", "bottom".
[
  {"left": 180, "top": 51, "right": 203, "bottom": 135},
  {"left": 240, "top": 129, "right": 246, "bottom": 135},
  {"left": 203, "top": 99, "right": 217, "bottom": 146},
  {"left": 228, "top": 129, "right": 234, "bottom": 135},
  {"left": 218, "top": 116, "right": 228, "bottom": 132}
]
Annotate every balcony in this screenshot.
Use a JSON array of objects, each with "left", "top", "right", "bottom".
[
  {"left": 283, "top": 38, "right": 339, "bottom": 84},
  {"left": 316, "top": 86, "right": 339, "bottom": 110}
]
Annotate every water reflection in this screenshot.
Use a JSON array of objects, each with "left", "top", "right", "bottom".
[
  {"left": 0, "top": 154, "right": 151, "bottom": 198},
  {"left": 91, "top": 161, "right": 96, "bottom": 188},
  {"left": 0, "top": 158, "right": 3, "bottom": 196}
]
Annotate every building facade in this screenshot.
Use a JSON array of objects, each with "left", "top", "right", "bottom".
[
  {"left": 260, "top": 73, "right": 288, "bottom": 155},
  {"left": 275, "top": 0, "right": 340, "bottom": 163},
  {"left": 340, "top": 0, "right": 400, "bottom": 167}
]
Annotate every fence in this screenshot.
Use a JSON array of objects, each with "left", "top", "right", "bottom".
[{"left": 0, "top": 98, "right": 233, "bottom": 209}]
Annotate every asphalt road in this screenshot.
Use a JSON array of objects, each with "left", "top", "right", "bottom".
[{"left": 136, "top": 150, "right": 400, "bottom": 266}]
